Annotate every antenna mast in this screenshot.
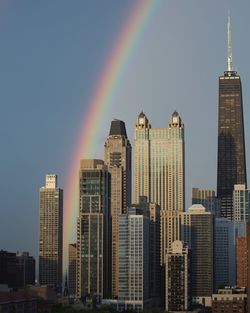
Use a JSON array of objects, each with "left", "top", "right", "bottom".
[{"left": 227, "top": 15, "right": 233, "bottom": 72}]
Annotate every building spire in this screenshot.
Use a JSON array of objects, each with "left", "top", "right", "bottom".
[{"left": 227, "top": 14, "right": 233, "bottom": 72}]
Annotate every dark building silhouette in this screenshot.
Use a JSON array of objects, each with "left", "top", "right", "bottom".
[
  {"left": 0, "top": 250, "right": 35, "bottom": 290},
  {"left": 217, "top": 16, "right": 247, "bottom": 219},
  {"left": 68, "top": 243, "right": 77, "bottom": 296}
]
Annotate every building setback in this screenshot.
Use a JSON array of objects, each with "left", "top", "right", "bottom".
[
  {"left": 217, "top": 16, "right": 247, "bottom": 220},
  {"left": 39, "top": 174, "right": 63, "bottom": 289},
  {"left": 76, "top": 160, "right": 111, "bottom": 300},
  {"left": 104, "top": 119, "right": 131, "bottom": 298}
]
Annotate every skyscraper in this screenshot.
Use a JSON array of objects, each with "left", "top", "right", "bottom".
[
  {"left": 165, "top": 241, "right": 190, "bottom": 312},
  {"left": 217, "top": 16, "right": 247, "bottom": 220},
  {"left": 104, "top": 119, "right": 131, "bottom": 297},
  {"left": 39, "top": 174, "right": 63, "bottom": 288},
  {"left": 180, "top": 205, "right": 214, "bottom": 297},
  {"left": 214, "top": 218, "right": 235, "bottom": 291},
  {"left": 131, "top": 197, "right": 161, "bottom": 306},
  {"left": 118, "top": 207, "right": 150, "bottom": 311},
  {"left": 162, "top": 111, "right": 185, "bottom": 261},
  {"left": 134, "top": 111, "right": 184, "bottom": 263},
  {"left": 76, "top": 160, "right": 111, "bottom": 300}
]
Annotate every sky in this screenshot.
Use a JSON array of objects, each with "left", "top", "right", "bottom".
[{"left": 1, "top": 0, "right": 250, "bottom": 264}]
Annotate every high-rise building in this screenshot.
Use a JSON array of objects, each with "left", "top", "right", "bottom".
[
  {"left": 104, "top": 119, "right": 131, "bottom": 297},
  {"left": 132, "top": 197, "right": 161, "bottom": 306},
  {"left": 214, "top": 218, "right": 235, "bottom": 291},
  {"left": 192, "top": 187, "right": 220, "bottom": 216},
  {"left": 180, "top": 205, "right": 214, "bottom": 297},
  {"left": 217, "top": 16, "right": 247, "bottom": 220},
  {"left": 134, "top": 111, "right": 184, "bottom": 263},
  {"left": 163, "top": 112, "right": 185, "bottom": 256},
  {"left": 39, "top": 174, "right": 63, "bottom": 288},
  {"left": 233, "top": 184, "right": 250, "bottom": 221},
  {"left": 76, "top": 160, "right": 111, "bottom": 301},
  {"left": 165, "top": 240, "right": 190, "bottom": 312},
  {"left": 118, "top": 207, "right": 150, "bottom": 311},
  {"left": 68, "top": 243, "right": 77, "bottom": 296}
]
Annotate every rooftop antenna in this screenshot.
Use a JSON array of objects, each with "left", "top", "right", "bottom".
[{"left": 227, "top": 13, "right": 233, "bottom": 72}]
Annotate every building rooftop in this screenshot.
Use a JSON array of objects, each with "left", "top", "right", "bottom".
[{"left": 109, "top": 119, "right": 127, "bottom": 137}]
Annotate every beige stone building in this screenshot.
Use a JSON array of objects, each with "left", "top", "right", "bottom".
[{"left": 134, "top": 111, "right": 185, "bottom": 264}]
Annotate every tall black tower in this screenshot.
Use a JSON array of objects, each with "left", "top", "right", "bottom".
[{"left": 217, "top": 16, "right": 247, "bottom": 219}]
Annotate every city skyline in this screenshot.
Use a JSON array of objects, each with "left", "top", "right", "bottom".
[{"left": 1, "top": 0, "right": 250, "bottom": 261}]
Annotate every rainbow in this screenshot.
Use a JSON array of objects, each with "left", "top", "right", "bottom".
[{"left": 63, "top": 1, "right": 158, "bottom": 260}]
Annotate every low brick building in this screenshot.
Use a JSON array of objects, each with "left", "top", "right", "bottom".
[
  {"left": 212, "top": 287, "right": 247, "bottom": 313},
  {"left": 0, "top": 292, "right": 38, "bottom": 313}
]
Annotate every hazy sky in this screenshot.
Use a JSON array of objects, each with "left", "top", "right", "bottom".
[{"left": 1, "top": 0, "right": 250, "bottom": 261}]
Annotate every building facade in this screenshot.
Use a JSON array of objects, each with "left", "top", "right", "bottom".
[
  {"left": 104, "top": 119, "right": 131, "bottom": 298},
  {"left": 68, "top": 243, "right": 77, "bottom": 296},
  {"left": 180, "top": 205, "right": 214, "bottom": 297},
  {"left": 233, "top": 184, "right": 250, "bottom": 221},
  {"left": 39, "top": 174, "right": 63, "bottom": 288},
  {"left": 76, "top": 160, "right": 111, "bottom": 300},
  {"left": 0, "top": 251, "right": 35, "bottom": 290},
  {"left": 214, "top": 218, "right": 235, "bottom": 291},
  {"left": 134, "top": 111, "right": 184, "bottom": 264},
  {"left": 118, "top": 208, "right": 150, "bottom": 311},
  {"left": 236, "top": 236, "right": 247, "bottom": 287},
  {"left": 212, "top": 287, "right": 247, "bottom": 313},
  {"left": 192, "top": 187, "right": 220, "bottom": 216},
  {"left": 165, "top": 240, "right": 190, "bottom": 312},
  {"left": 132, "top": 197, "right": 161, "bottom": 306},
  {"left": 217, "top": 17, "right": 247, "bottom": 220}
]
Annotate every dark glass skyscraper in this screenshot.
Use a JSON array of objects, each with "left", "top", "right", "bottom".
[{"left": 217, "top": 16, "right": 247, "bottom": 219}]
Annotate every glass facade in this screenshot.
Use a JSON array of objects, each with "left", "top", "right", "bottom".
[
  {"left": 217, "top": 72, "right": 247, "bottom": 220},
  {"left": 77, "top": 160, "right": 111, "bottom": 300}
]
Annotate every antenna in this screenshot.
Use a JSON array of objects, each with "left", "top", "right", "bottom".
[{"left": 227, "top": 14, "right": 233, "bottom": 72}]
